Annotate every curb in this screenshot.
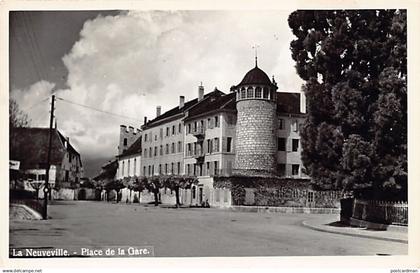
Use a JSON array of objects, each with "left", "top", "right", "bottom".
[
  {"left": 229, "top": 206, "right": 340, "bottom": 214},
  {"left": 301, "top": 220, "right": 408, "bottom": 244}
]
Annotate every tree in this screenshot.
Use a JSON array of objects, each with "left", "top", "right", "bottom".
[
  {"left": 161, "top": 175, "right": 198, "bottom": 208},
  {"left": 288, "top": 10, "right": 406, "bottom": 200},
  {"left": 9, "top": 98, "right": 30, "bottom": 129},
  {"left": 144, "top": 176, "right": 163, "bottom": 206}
]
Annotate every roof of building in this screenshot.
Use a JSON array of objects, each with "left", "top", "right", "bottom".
[
  {"left": 184, "top": 90, "right": 236, "bottom": 121},
  {"left": 276, "top": 92, "right": 302, "bottom": 115},
  {"left": 94, "top": 159, "right": 118, "bottom": 181},
  {"left": 118, "top": 135, "right": 142, "bottom": 158},
  {"left": 9, "top": 127, "right": 81, "bottom": 170},
  {"left": 236, "top": 65, "right": 276, "bottom": 88},
  {"left": 143, "top": 89, "right": 224, "bottom": 129}
]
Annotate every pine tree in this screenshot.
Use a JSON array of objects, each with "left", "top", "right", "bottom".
[{"left": 288, "top": 10, "right": 407, "bottom": 200}]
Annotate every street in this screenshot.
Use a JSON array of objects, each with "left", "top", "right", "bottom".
[{"left": 9, "top": 201, "right": 407, "bottom": 257}]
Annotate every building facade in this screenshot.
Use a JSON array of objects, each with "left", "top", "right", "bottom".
[{"left": 139, "top": 62, "right": 308, "bottom": 206}]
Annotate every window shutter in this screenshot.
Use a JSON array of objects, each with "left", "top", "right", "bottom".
[{"left": 222, "top": 137, "right": 227, "bottom": 152}]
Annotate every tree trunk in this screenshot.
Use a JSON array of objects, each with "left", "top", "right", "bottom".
[
  {"left": 175, "top": 187, "right": 180, "bottom": 208},
  {"left": 154, "top": 190, "right": 159, "bottom": 206}
]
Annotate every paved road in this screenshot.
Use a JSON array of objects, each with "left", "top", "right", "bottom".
[{"left": 9, "top": 201, "right": 407, "bottom": 257}]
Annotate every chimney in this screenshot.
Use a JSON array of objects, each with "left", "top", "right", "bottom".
[
  {"left": 144, "top": 116, "right": 147, "bottom": 125},
  {"left": 179, "top": 96, "right": 185, "bottom": 109},
  {"left": 198, "top": 83, "right": 204, "bottom": 101},
  {"left": 156, "top": 106, "right": 161, "bottom": 117}
]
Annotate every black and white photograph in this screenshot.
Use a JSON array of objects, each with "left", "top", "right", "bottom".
[{"left": 3, "top": 2, "right": 419, "bottom": 272}]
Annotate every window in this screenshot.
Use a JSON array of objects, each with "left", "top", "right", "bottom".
[
  {"left": 65, "top": 170, "right": 69, "bottom": 182},
  {"left": 187, "top": 164, "right": 191, "bottom": 175},
  {"left": 292, "top": 139, "right": 299, "bottom": 152},
  {"left": 144, "top": 134, "right": 148, "bottom": 142},
  {"left": 292, "top": 120, "right": 299, "bottom": 132},
  {"left": 292, "top": 164, "right": 300, "bottom": 175},
  {"left": 123, "top": 138, "right": 127, "bottom": 146},
  {"left": 278, "top": 138, "right": 286, "bottom": 151},
  {"left": 148, "top": 166, "right": 151, "bottom": 176},
  {"left": 166, "top": 144, "right": 169, "bottom": 154},
  {"left": 307, "top": 191, "right": 314, "bottom": 203},
  {"left": 165, "top": 164, "right": 168, "bottom": 174},
  {"left": 172, "top": 125, "right": 175, "bottom": 135},
  {"left": 214, "top": 161, "right": 218, "bottom": 176},
  {"left": 160, "top": 128, "right": 163, "bottom": 139},
  {"left": 149, "top": 133, "right": 152, "bottom": 142},
  {"left": 154, "top": 146, "right": 158, "bottom": 156},
  {"left": 214, "top": 116, "right": 219, "bottom": 127},
  {"left": 187, "top": 143, "right": 192, "bottom": 156},
  {"left": 207, "top": 118, "right": 212, "bottom": 129},
  {"left": 177, "top": 162, "right": 181, "bottom": 174},
  {"left": 279, "top": 118, "right": 285, "bottom": 130},
  {"left": 39, "top": 174, "right": 45, "bottom": 181},
  {"left": 263, "top": 87, "right": 269, "bottom": 98},
  {"left": 149, "top": 147, "right": 152, "bottom": 157},
  {"left": 207, "top": 139, "right": 212, "bottom": 153},
  {"left": 240, "top": 88, "right": 246, "bottom": 99},
  {"left": 171, "top": 143, "right": 175, "bottom": 153},
  {"left": 155, "top": 135, "right": 157, "bottom": 141},
  {"left": 143, "top": 166, "right": 146, "bottom": 176},
  {"left": 247, "top": 87, "right": 253, "bottom": 98},
  {"left": 144, "top": 149, "right": 147, "bottom": 158},
  {"left": 255, "top": 87, "right": 262, "bottom": 98},
  {"left": 227, "top": 137, "right": 232, "bottom": 153},
  {"left": 178, "top": 141, "right": 182, "bottom": 153},
  {"left": 152, "top": 165, "right": 154, "bottom": 175},
  {"left": 121, "top": 162, "right": 124, "bottom": 177},
  {"left": 128, "top": 160, "right": 131, "bottom": 176},
  {"left": 206, "top": 162, "right": 210, "bottom": 176},
  {"left": 159, "top": 164, "right": 162, "bottom": 174},
  {"left": 160, "top": 145, "right": 163, "bottom": 155},
  {"left": 134, "top": 158, "right": 137, "bottom": 175},
  {"left": 178, "top": 123, "right": 182, "bottom": 133},
  {"left": 166, "top": 127, "right": 169, "bottom": 136},
  {"left": 278, "top": 164, "right": 286, "bottom": 176},
  {"left": 188, "top": 124, "right": 191, "bottom": 134},
  {"left": 214, "top": 138, "right": 220, "bottom": 152},
  {"left": 171, "top": 163, "right": 174, "bottom": 174}
]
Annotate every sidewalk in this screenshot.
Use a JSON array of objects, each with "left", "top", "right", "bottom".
[{"left": 302, "top": 215, "right": 408, "bottom": 244}]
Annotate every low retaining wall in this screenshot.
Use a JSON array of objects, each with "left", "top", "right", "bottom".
[
  {"left": 352, "top": 199, "right": 408, "bottom": 226},
  {"left": 229, "top": 205, "right": 340, "bottom": 214}
]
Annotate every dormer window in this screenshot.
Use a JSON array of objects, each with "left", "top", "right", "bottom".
[
  {"left": 246, "top": 87, "right": 253, "bottom": 98},
  {"left": 255, "top": 87, "right": 262, "bottom": 98}
]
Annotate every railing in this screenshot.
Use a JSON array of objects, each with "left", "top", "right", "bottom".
[
  {"left": 192, "top": 127, "right": 205, "bottom": 140},
  {"left": 352, "top": 199, "right": 408, "bottom": 226}
]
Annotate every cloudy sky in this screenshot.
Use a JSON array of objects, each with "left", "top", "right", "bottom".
[{"left": 9, "top": 10, "right": 304, "bottom": 177}]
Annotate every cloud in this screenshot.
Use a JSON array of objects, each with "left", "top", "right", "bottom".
[{"left": 11, "top": 10, "right": 304, "bottom": 176}]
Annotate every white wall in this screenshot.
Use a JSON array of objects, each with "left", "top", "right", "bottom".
[{"left": 116, "top": 155, "right": 142, "bottom": 179}]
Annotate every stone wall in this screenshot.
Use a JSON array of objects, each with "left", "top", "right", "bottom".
[{"left": 234, "top": 100, "right": 277, "bottom": 173}]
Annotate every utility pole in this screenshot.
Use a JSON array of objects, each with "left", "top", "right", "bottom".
[{"left": 43, "top": 95, "right": 55, "bottom": 220}]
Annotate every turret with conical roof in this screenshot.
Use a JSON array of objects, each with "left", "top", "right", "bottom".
[{"left": 232, "top": 59, "right": 278, "bottom": 176}]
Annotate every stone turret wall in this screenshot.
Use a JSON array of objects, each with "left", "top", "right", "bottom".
[
  {"left": 234, "top": 99, "right": 277, "bottom": 174},
  {"left": 118, "top": 125, "right": 141, "bottom": 155}
]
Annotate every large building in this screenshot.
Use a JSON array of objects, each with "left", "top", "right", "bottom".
[{"left": 139, "top": 61, "right": 308, "bottom": 205}]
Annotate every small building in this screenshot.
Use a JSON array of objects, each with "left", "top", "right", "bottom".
[{"left": 9, "top": 127, "right": 84, "bottom": 199}]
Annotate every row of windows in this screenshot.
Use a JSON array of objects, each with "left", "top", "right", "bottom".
[
  {"left": 143, "top": 162, "right": 182, "bottom": 176},
  {"left": 120, "top": 158, "right": 138, "bottom": 177},
  {"left": 279, "top": 119, "right": 300, "bottom": 132},
  {"left": 278, "top": 138, "right": 299, "bottom": 152},
  {"left": 185, "top": 161, "right": 219, "bottom": 176},
  {"left": 143, "top": 141, "right": 183, "bottom": 158},
  {"left": 187, "top": 116, "right": 219, "bottom": 134},
  {"left": 236, "top": 86, "right": 276, "bottom": 100},
  {"left": 144, "top": 123, "right": 183, "bottom": 143},
  {"left": 277, "top": 164, "right": 300, "bottom": 176}
]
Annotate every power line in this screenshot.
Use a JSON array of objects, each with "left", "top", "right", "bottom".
[
  {"left": 24, "top": 96, "right": 50, "bottom": 112},
  {"left": 56, "top": 97, "right": 143, "bottom": 122}
]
